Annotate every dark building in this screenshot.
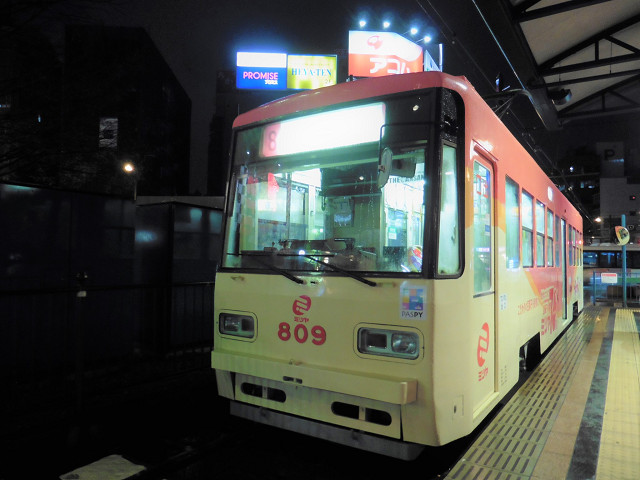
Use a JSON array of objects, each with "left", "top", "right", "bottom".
[
  {"left": 0, "top": 24, "right": 63, "bottom": 183},
  {"left": 63, "top": 25, "right": 191, "bottom": 196}
]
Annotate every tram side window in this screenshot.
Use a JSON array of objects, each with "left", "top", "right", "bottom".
[
  {"left": 473, "top": 161, "right": 491, "bottom": 292},
  {"left": 522, "top": 191, "right": 534, "bottom": 268},
  {"left": 547, "top": 209, "right": 554, "bottom": 266},
  {"left": 569, "top": 227, "right": 574, "bottom": 266},
  {"left": 505, "top": 177, "right": 520, "bottom": 269},
  {"left": 437, "top": 144, "right": 460, "bottom": 275},
  {"left": 584, "top": 250, "right": 597, "bottom": 267},
  {"left": 599, "top": 251, "right": 618, "bottom": 268},
  {"left": 536, "top": 200, "right": 545, "bottom": 267},
  {"left": 578, "top": 232, "right": 582, "bottom": 266}
]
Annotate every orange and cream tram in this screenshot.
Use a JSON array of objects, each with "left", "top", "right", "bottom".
[{"left": 211, "top": 71, "right": 583, "bottom": 460}]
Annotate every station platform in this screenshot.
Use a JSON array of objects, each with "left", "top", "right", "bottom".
[{"left": 446, "top": 306, "right": 640, "bottom": 480}]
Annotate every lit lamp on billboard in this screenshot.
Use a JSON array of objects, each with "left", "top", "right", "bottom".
[
  {"left": 348, "top": 30, "right": 424, "bottom": 78},
  {"left": 287, "top": 55, "right": 337, "bottom": 90}
]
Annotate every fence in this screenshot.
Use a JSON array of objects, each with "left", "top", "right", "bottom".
[
  {"left": 0, "top": 281, "right": 215, "bottom": 420},
  {"left": 583, "top": 270, "right": 640, "bottom": 305}
]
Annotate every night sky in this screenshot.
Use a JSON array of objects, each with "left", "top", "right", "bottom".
[{"left": 24, "top": 0, "right": 515, "bottom": 194}]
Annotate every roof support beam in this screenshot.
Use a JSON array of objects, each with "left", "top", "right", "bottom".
[
  {"left": 539, "top": 13, "right": 640, "bottom": 71},
  {"left": 558, "top": 73, "right": 640, "bottom": 119},
  {"left": 541, "top": 52, "right": 640, "bottom": 76},
  {"left": 515, "top": 0, "right": 613, "bottom": 23},
  {"left": 541, "top": 68, "right": 640, "bottom": 88}
]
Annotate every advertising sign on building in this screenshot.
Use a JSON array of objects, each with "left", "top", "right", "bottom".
[
  {"left": 424, "top": 48, "right": 440, "bottom": 72},
  {"left": 348, "top": 30, "right": 424, "bottom": 78},
  {"left": 597, "top": 141, "right": 624, "bottom": 177},
  {"left": 236, "top": 52, "right": 287, "bottom": 90},
  {"left": 287, "top": 55, "right": 337, "bottom": 90}
]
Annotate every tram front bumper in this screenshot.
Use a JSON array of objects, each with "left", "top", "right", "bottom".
[{"left": 211, "top": 350, "right": 417, "bottom": 405}]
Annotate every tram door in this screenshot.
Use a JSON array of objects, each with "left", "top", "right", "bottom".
[
  {"left": 561, "top": 219, "right": 567, "bottom": 320},
  {"left": 472, "top": 159, "right": 496, "bottom": 414}
]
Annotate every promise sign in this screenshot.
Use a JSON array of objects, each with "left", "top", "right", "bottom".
[
  {"left": 348, "top": 30, "right": 424, "bottom": 78},
  {"left": 236, "top": 52, "right": 287, "bottom": 90}
]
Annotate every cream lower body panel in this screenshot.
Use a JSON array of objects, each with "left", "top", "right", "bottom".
[{"left": 233, "top": 373, "right": 402, "bottom": 438}]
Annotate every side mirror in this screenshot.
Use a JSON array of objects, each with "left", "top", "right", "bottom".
[{"left": 378, "top": 147, "right": 393, "bottom": 189}]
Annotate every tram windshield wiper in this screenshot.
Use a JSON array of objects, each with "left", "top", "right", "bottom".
[
  {"left": 233, "top": 251, "right": 376, "bottom": 286},
  {"left": 304, "top": 255, "right": 377, "bottom": 287},
  {"left": 234, "top": 252, "right": 304, "bottom": 284}
]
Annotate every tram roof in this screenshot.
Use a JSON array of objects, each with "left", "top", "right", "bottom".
[{"left": 232, "top": 72, "right": 473, "bottom": 129}]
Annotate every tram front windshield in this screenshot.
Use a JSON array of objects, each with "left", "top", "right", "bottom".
[{"left": 223, "top": 93, "right": 458, "bottom": 275}]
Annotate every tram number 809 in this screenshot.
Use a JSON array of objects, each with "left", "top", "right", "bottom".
[{"left": 278, "top": 322, "right": 326, "bottom": 345}]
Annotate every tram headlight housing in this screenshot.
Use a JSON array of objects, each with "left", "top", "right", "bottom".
[
  {"left": 219, "top": 313, "right": 255, "bottom": 339},
  {"left": 357, "top": 328, "right": 419, "bottom": 359}
]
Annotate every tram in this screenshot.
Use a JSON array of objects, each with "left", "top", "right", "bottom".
[
  {"left": 211, "top": 71, "right": 583, "bottom": 460},
  {"left": 584, "top": 243, "right": 640, "bottom": 303}
]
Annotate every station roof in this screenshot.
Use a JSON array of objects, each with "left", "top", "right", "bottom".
[{"left": 478, "top": 0, "right": 640, "bottom": 128}]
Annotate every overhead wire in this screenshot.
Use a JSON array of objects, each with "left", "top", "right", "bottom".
[{"left": 416, "top": 0, "right": 593, "bottom": 225}]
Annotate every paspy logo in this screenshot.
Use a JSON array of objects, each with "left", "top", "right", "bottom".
[{"left": 292, "top": 295, "right": 312, "bottom": 316}]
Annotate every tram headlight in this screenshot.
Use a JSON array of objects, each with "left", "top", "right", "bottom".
[
  {"left": 391, "top": 333, "right": 418, "bottom": 355},
  {"left": 357, "top": 328, "right": 419, "bottom": 359},
  {"left": 219, "top": 313, "right": 255, "bottom": 339}
]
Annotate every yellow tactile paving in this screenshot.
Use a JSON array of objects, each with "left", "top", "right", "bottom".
[
  {"left": 447, "top": 307, "right": 602, "bottom": 480},
  {"left": 446, "top": 307, "right": 640, "bottom": 480},
  {"left": 595, "top": 309, "right": 640, "bottom": 480},
  {"left": 530, "top": 307, "right": 608, "bottom": 480}
]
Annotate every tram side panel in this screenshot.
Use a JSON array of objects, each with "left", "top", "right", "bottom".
[{"left": 464, "top": 98, "right": 583, "bottom": 431}]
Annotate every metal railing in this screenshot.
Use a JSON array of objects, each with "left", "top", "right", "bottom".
[
  {"left": 583, "top": 270, "right": 640, "bottom": 306},
  {"left": 0, "top": 281, "right": 215, "bottom": 419}
]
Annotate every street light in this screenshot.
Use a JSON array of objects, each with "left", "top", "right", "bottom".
[{"left": 122, "top": 161, "right": 138, "bottom": 201}]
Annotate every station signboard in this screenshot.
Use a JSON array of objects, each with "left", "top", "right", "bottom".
[{"left": 348, "top": 30, "right": 424, "bottom": 78}]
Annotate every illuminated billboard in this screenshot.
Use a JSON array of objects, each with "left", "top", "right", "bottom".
[
  {"left": 236, "top": 52, "right": 337, "bottom": 91},
  {"left": 348, "top": 30, "right": 424, "bottom": 77},
  {"left": 236, "top": 52, "right": 287, "bottom": 90},
  {"left": 287, "top": 55, "right": 337, "bottom": 90}
]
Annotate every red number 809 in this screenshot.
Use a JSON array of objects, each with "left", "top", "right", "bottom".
[{"left": 278, "top": 322, "right": 326, "bottom": 345}]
